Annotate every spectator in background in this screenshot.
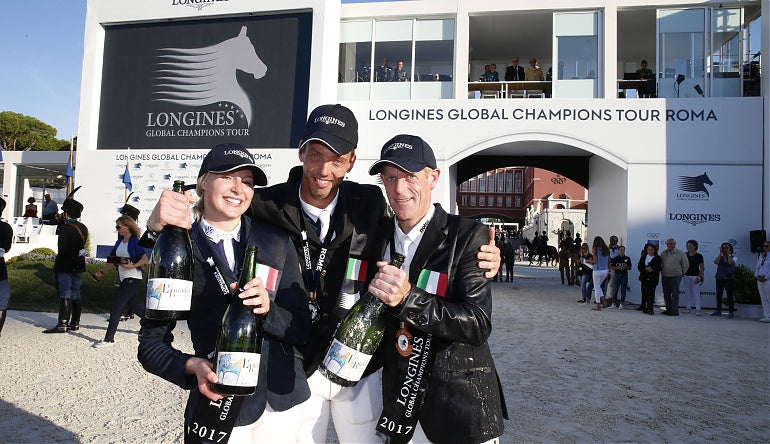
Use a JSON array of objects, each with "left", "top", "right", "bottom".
[
  {"left": 393, "top": 60, "right": 409, "bottom": 82},
  {"left": 23, "top": 197, "right": 37, "bottom": 218},
  {"left": 43, "top": 188, "right": 88, "bottom": 334},
  {"left": 479, "top": 64, "right": 491, "bottom": 81},
  {"left": 638, "top": 243, "right": 661, "bottom": 315},
  {"left": 90, "top": 215, "right": 148, "bottom": 348},
  {"left": 586, "top": 236, "right": 610, "bottom": 311},
  {"left": 375, "top": 57, "right": 392, "bottom": 82},
  {"left": 487, "top": 63, "right": 499, "bottom": 82},
  {"left": 605, "top": 235, "right": 620, "bottom": 306},
  {"left": 660, "top": 238, "right": 688, "bottom": 316},
  {"left": 577, "top": 243, "right": 594, "bottom": 303},
  {"left": 558, "top": 244, "right": 571, "bottom": 285},
  {"left": 711, "top": 242, "right": 737, "bottom": 318},
  {"left": 505, "top": 58, "right": 525, "bottom": 81},
  {"left": 683, "top": 239, "right": 704, "bottom": 315},
  {"left": 41, "top": 194, "right": 59, "bottom": 224},
  {"left": 609, "top": 245, "right": 632, "bottom": 309},
  {"left": 503, "top": 240, "right": 516, "bottom": 282},
  {"left": 755, "top": 241, "right": 770, "bottom": 323},
  {"left": 525, "top": 58, "right": 544, "bottom": 81},
  {"left": 0, "top": 197, "right": 12, "bottom": 338},
  {"left": 636, "top": 60, "right": 653, "bottom": 80}
]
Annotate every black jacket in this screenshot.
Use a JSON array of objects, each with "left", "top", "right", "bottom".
[
  {"left": 379, "top": 205, "right": 507, "bottom": 443},
  {"left": 505, "top": 65, "right": 525, "bottom": 81},
  {"left": 137, "top": 217, "right": 311, "bottom": 427},
  {"left": 638, "top": 254, "right": 661, "bottom": 285},
  {"left": 54, "top": 220, "right": 88, "bottom": 273},
  {"left": 0, "top": 221, "right": 12, "bottom": 281},
  {"left": 249, "top": 166, "right": 388, "bottom": 375}
]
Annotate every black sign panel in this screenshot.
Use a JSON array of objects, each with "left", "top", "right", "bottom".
[{"left": 98, "top": 13, "right": 312, "bottom": 149}]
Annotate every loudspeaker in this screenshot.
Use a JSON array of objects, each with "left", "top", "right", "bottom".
[{"left": 749, "top": 230, "right": 766, "bottom": 253}]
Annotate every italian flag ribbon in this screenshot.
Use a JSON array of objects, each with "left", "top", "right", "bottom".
[
  {"left": 345, "top": 258, "right": 368, "bottom": 282},
  {"left": 416, "top": 269, "right": 448, "bottom": 297},
  {"left": 255, "top": 263, "right": 280, "bottom": 292}
]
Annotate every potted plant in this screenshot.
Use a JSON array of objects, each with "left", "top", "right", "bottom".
[{"left": 733, "top": 264, "right": 763, "bottom": 318}]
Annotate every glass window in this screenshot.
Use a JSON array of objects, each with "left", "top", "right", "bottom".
[
  {"left": 487, "top": 174, "right": 494, "bottom": 191},
  {"left": 461, "top": 195, "right": 467, "bottom": 206},
  {"left": 506, "top": 196, "right": 512, "bottom": 207},
  {"left": 515, "top": 172, "right": 522, "bottom": 193},
  {"left": 373, "top": 20, "right": 412, "bottom": 100},
  {"left": 413, "top": 19, "right": 454, "bottom": 99},
  {"left": 515, "top": 196, "right": 521, "bottom": 208},
  {"left": 710, "top": 8, "right": 742, "bottom": 97},
  {"left": 470, "top": 178, "right": 476, "bottom": 192},
  {"left": 497, "top": 196, "right": 503, "bottom": 207},
  {"left": 470, "top": 195, "right": 476, "bottom": 206},
  {"left": 658, "top": 8, "right": 705, "bottom": 98},
  {"left": 338, "top": 21, "right": 373, "bottom": 100},
  {"left": 478, "top": 173, "right": 486, "bottom": 192},
  {"left": 505, "top": 171, "right": 513, "bottom": 193},
  {"left": 496, "top": 173, "right": 504, "bottom": 192},
  {"left": 479, "top": 195, "right": 485, "bottom": 207},
  {"left": 461, "top": 180, "right": 468, "bottom": 192},
  {"left": 554, "top": 12, "right": 601, "bottom": 98}
]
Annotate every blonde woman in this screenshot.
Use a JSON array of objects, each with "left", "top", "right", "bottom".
[
  {"left": 586, "top": 236, "right": 610, "bottom": 310},
  {"left": 91, "top": 215, "right": 148, "bottom": 347}
]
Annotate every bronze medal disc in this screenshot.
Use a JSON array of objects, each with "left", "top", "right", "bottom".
[{"left": 396, "top": 327, "right": 413, "bottom": 357}]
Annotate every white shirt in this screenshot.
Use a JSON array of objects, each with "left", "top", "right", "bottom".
[
  {"left": 116, "top": 241, "right": 143, "bottom": 281},
  {"left": 299, "top": 190, "right": 338, "bottom": 242},
  {"left": 390, "top": 205, "right": 436, "bottom": 276},
  {"left": 200, "top": 216, "right": 241, "bottom": 271},
  {"left": 756, "top": 252, "right": 770, "bottom": 278}
]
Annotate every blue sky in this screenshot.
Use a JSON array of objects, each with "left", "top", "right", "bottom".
[{"left": 0, "top": 0, "right": 399, "bottom": 141}]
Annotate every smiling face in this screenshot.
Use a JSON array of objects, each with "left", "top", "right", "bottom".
[
  {"left": 299, "top": 141, "right": 356, "bottom": 208},
  {"left": 200, "top": 168, "right": 254, "bottom": 230},
  {"left": 381, "top": 165, "right": 439, "bottom": 233}
]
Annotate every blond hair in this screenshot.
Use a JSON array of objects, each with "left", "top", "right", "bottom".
[{"left": 116, "top": 215, "right": 141, "bottom": 238}]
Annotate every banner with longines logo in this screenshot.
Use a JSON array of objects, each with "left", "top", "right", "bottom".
[{"left": 97, "top": 12, "right": 312, "bottom": 149}]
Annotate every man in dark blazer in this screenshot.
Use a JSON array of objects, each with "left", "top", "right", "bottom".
[
  {"left": 505, "top": 57, "right": 525, "bottom": 81},
  {"left": 368, "top": 134, "right": 507, "bottom": 443}
]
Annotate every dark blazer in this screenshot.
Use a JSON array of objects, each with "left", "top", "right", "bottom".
[
  {"left": 638, "top": 253, "right": 661, "bottom": 285},
  {"left": 138, "top": 216, "right": 311, "bottom": 427},
  {"left": 379, "top": 204, "right": 507, "bottom": 443},
  {"left": 54, "top": 220, "right": 88, "bottom": 273},
  {"left": 249, "top": 166, "right": 388, "bottom": 375},
  {"left": 505, "top": 64, "right": 525, "bottom": 81}
]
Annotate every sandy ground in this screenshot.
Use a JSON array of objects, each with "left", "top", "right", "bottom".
[{"left": 1, "top": 262, "right": 768, "bottom": 443}]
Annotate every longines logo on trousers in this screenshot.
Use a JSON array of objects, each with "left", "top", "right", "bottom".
[
  {"left": 675, "top": 172, "right": 713, "bottom": 200},
  {"left": 668, "top": 212, "right": 721, "bottom": 226},
  {"left": 172, "top": 0, "right": 228, "bottom": 11}
]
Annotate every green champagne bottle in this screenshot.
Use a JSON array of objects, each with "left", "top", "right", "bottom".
[
  {"left": 319, "top": 253, "right": 405, "bottom": 386},
  {"left": 211, "top": 246, "right": 264, "bottom": 396},
  {"left": 145, "top": 180, "right": 194, "bottom": 320}
]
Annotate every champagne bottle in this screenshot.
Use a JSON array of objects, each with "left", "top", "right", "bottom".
[
  {"left": 319, "top": 253, "right": 405, "bottom": 386},
  {"left": 145, "top": 180, "right": 194, "bottom": 320},
  {"left": 211, "top": 246, "right": 264, "bottom": 396}
]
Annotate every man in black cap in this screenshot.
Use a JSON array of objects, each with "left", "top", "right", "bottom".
[
  {"left": 44, "top": 187, "right": 89, "bottom": 333},
  {"left": 366, "top": 134, "right": 507, "bottom": 443},
  {"left": 147, "top": 104, "right": 500, "bottom": 442},
  {"left": 0, "top": 197, "right": 13, "bottom": 337}
]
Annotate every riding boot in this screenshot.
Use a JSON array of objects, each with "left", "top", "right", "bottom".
[
  {"left": 0, "top": 310, "right": 6, "bottom": 337},
  {"left": 43, "top": 299, "right": 71, "bottom": 333},
  {"left": 68, "top": 299, "right": 82, "bottom": 332}
]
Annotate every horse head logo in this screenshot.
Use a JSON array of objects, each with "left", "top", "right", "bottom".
[
  {"left": 677, "top": 172, "right": 713, "bottom": 196},
  {"left": 153, "top": 26, "right": 267, "bottom": 125}
]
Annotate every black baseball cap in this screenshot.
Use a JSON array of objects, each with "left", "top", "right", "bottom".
[
  {"left": 368, "top": 134, "right": 437, "bottom": 175},
  {"left": 301, "top": 104, "right": 358, "bottom": 155},
  {"left": 198, "top": 143, "right": 268, "bottom": 186}
]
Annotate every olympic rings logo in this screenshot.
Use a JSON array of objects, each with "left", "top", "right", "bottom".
[
  {"left": 646, "top": 233, "right": 660, "bottom": 238},
  {"left": 551, "top": 177, "right": 566, "bottom": 184}
]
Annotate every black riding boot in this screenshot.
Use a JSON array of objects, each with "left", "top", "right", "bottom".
[
  {"left": 0, "top": 310, "right": 6, "bottom": 337},
  {"left": 43, "top": 299, "right": 71, "bottom": 333},
  {"left": 68, "top": 299, "right": 82, "bottom": 332}
]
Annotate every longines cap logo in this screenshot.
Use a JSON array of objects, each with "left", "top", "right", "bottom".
[
  {"left": 384, "top": 142, "right": 414, "bottom": 153},
  {"left": 676, "top": 172, "right": 713, "bottom": 201},
  {"left": 171, "top": 0, "right": 229, "bottom": 11}
]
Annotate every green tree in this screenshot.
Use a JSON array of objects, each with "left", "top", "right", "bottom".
[{"left": 0, "top": 111, "right": 65, "bottom": 151}]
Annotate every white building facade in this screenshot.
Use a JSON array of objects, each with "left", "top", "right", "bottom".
[{"left": 73, "top": 0, "right": 767, "bottom": 306}]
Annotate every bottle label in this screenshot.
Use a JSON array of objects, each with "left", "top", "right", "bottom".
[
  {"left": 322, "top": 338, "right": 371, "bottom": 382},
  {"left": 215, "top": 351, "right": 260, "bottom": 387},
  {"left": 146, "top": 278, "right": 193, "bottom": 311}
]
